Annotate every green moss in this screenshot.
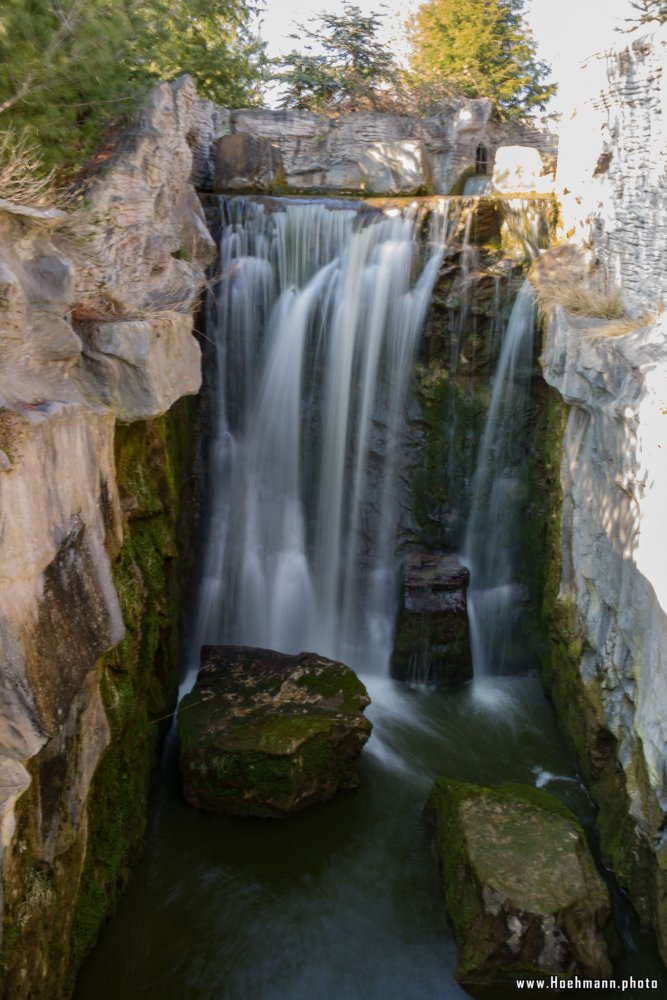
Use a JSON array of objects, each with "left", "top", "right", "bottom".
[
  {"left": 64, "top": 395, "right": 198, "bottom": 990},
  {"left": 428, "top": 778, "right": 612, "bottom": 981},
  {"left": 295, "top": 665, "right": 366, "bottom": 705},
  {"left": 171, "top": 247, "right": 193, "bottom": 263},
  {"left": 536, "top": 386, "right": 664, "bottom": 943}
]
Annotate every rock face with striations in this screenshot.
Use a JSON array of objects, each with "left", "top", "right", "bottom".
[
  {"left": 428, "top": 778, "right": 615, "bottom": 985},
  {"left": 178, "top": 646, "right": 372, "bottom": 817},
  {"left": 0, "top": 76, "right": 214, "bottom": 997},
  {"left": 541, "top": 300, "right": 667, "bottom": 959},
  {"left": 203, "top": 103, "right": 557, "bottom": 196}
]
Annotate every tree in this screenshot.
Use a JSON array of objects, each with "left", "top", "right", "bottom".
[
  {"left": 0, "top": 0, "right": 266, "bottom": 173},
  {"left": 406, "top": 0, "right": 555, "bottom": 119},
  {"left": 131, "top": 0, "right": 266, "bottom": 108},
  {"left": 0, "top": 0, "right": 139, "bottom": 162},
  {"left": 275, "top": 3, "right": 400, "bottom": 113}
]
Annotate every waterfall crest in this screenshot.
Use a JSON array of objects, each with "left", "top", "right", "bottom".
[{"left": 189, "top": 197, "right": 445, "bottom": 681}]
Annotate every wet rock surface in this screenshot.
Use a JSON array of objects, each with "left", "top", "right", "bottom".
[
  {"left": 391, "top": 553, "right": 472, "bottom": 685},
  {"left": 178, "top": 646, "right": 372, "bottom": 817},
  {"left": 428, "top": 778, "right": 615, "bottom": 984}
]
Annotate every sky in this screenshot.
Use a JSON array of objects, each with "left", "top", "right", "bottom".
[{"left": 258, "top": 0, "right": 644, "bottom": 110}]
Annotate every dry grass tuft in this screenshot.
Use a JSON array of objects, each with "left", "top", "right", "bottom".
[
  {"left": 16, "top": 868, "right": 56, "bottom": 928},
  {"left": 584, "top": 308, "right": 662, "bottom": 340},
  {"left": 533, "top": 272, "right": 625, "bottom": 323},
  {"left": 0, "top": 129, "right": 58, "bottom": 207},
  {"left": 531, "top": 258, "right": 663, "bottom": 339}
]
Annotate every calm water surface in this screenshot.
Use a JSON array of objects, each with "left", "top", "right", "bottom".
[{"left": 74, "top": 675, "right": 666, "bottom": 1000}]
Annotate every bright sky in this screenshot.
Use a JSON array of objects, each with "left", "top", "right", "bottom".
[{"left": 258, "top": 0, "right": 644, "bottom": 110}]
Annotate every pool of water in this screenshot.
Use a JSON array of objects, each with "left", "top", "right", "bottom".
[{"left": 74, "top": 675, "right": 666, "bottom": 1000}]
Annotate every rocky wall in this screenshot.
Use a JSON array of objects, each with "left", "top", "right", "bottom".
[
  {"left": 557, "top": 23, "right": 667, "bottom": 315},
  {"left": 0, "top": 77, "right": 213, "bottom": 996},
  {"left": 190, "top": 102, "right": 557, "bottom": 197},
  {"left": 541, "top": 306, "right": 667, "bottom": 961}
]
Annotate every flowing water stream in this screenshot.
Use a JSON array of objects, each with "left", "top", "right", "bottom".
[
  {"left": 75, "top": 197, "right": 666, "bottom": 999},
  {"left": 462, "top": 280, "right": 537, "bottom": 679},
  {"left": 184, "top": 197, "right": 447, "bottom": 683}
]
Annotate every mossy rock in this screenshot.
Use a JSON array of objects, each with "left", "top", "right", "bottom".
[
  {"left": 178, "top": 646, "right": 372, "bottom": 818},
  {"left": 428, "top": 778, "right": 616, "bottom": 986}
]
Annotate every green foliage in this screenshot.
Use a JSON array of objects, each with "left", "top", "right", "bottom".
[
  {"left": 407, "top": 0, "right": 555, "bottom": 119},
  {"left": 275, "top": 2, "right": 401, "bottom": 112},
  {"left": 0, "top": 0, "right": 265, "bottom": 174},
  {"left": 130, "top": 0, "right": 266, "bottom": 107}
]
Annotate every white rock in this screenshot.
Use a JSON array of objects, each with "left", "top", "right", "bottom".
[
  {"left": 81, "top": 313, "right": 202, "bottom": 422},
  {"left": 543, "top": 305, "right": 667, "bottom": 865},
  {"left": 556, "top": 22, "right": 667, "bottom": 314},
  {"left": 492, "top": 145, "right": 544, "bottom": 194}
]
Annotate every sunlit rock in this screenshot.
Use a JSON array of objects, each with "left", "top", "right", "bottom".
[
  {"left": 79, "top": 313, "right": 201, "bottom": 422},
  {"left": 178, "top": 646, "right": 372, "bottom": 817},
  {"left": 556, "top": 23, "right": 667, "bottom": 315},
  {"left": 428, "top": 778, "right": 615, "bottom": 984},
  {"left": 542, "top": 303, "right": 667, "bottom": 957},
  {"left": 326, "top": 139, "right": 432, "bottom": 196},
  {"left": 492, "top": 145, "right": 544, "bottom": 194}
]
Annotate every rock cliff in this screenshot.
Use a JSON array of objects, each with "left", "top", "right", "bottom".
[
  {"left": 541, "top": 306, "right": 667, "bottom": 961},
  {"left": 0, "top": 76, "right": 213, "bottom": 996},
  {"left": 557, "top": 23, "right": 667, "bottom": 315},
  {"left": 542, "top": 21, "right": 667, "bottom": 962},
  {"left": 195, "top": 102, "right": 557, "bottom": 196}
]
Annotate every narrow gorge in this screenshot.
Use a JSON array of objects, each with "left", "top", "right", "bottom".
[{"left": 1, "top": 21, "right": 667, "bottom": 1000}]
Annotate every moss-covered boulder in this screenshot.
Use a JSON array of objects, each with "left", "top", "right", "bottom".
[
  {"left": 178, "top": 645, "right": 372, "bottom": 818},
  {"left": 428, "top": 778, "right": 615, "bottom": 985}
]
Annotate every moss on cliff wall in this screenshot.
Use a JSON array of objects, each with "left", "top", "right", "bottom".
[
  {"left": 0, "top": 396, "right": 197, "bottom": 999},
  {"left": 538, "top": 387, "right": 665, "bottom": 954},
  {"left": 67, "top": 397, "right": 197, "bottom": 988}
]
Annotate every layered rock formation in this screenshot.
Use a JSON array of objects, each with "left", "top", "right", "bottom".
[
  {"left": 391, "top": 553, "right": 472, "bottom": 685},
  {"left": 541, "top": 305, "right": 667, "bottom": 961},
  {"left": 0, "top": 77, "right": 213, "bottom": 996},
  {"left": 542, "top": 23, "right": 667, "bottom": 963},
  {"left": 198, "top": 102, "right": 557, "bottom": 196},
  {"left": 557, "top": 22, "right": 667, "bottom": 315}
]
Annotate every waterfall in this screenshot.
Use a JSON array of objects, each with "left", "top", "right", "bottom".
[
  {"left": 462, "top": 279, "right": 537, "bottom": 677},
  {"left": 186, "top": 197, "right": 445, "bottom": 684}
]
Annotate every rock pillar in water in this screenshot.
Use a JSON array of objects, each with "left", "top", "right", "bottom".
[{"left": 391, "top": 552, "right": 472, "bottom": 684}]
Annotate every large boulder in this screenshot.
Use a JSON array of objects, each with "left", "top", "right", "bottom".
[
  {"left": 391, "top": 553, "right": 472, "bottom": 685},
  {"left": 428, "top": 779, "right": 615, "bottom": 985},
  {"left": 178, "top": 645, "right": 372, "bottom": 817}
]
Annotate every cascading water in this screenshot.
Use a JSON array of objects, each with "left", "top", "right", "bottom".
[
  {"left": 75, "top": 196, "right": 666, "bottom": 1000},
  {"left": 188, "top": 197, "right": 446, "bottom": 683},
  {"left": 462, "top": 278, "right": 538, "bottom": 677}
]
